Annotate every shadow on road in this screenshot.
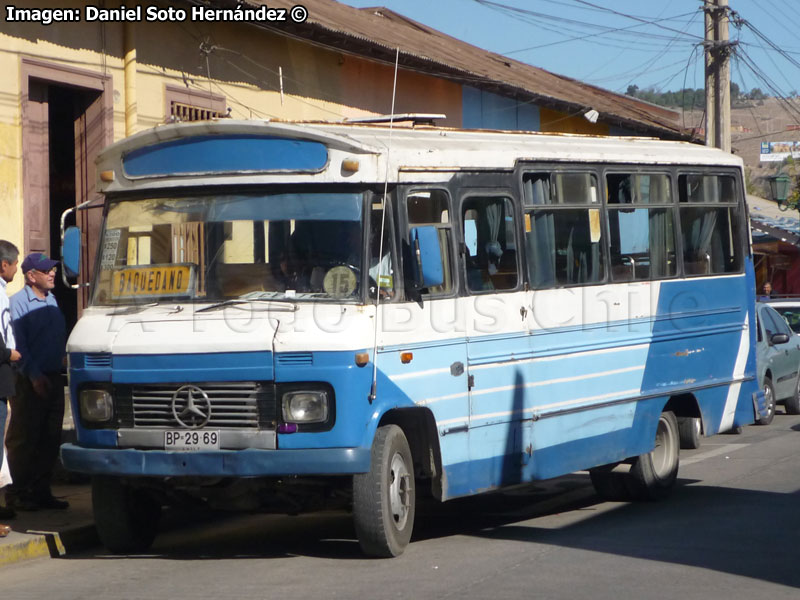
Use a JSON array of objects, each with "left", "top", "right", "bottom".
[
  {"left": 461, "top": 480, "right": 800, "bottom": 589},
  {"left": 73, "top": 472, "right": 800, "bottom": 589}
]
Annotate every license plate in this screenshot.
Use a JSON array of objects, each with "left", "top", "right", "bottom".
[{"left": 164, "top": 430, "right": 220, "bottom": 451}]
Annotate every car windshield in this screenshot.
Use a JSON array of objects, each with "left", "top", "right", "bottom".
[
  {"left": 91, "top": 191, "right": 369, "bottom": 305},
  {"left": 771, "top": 305, "right": 800, "bottom": 334}
]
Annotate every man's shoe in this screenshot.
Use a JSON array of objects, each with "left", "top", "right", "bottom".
[
  {"left": 37, "top": 496, "right": 69, "bottom": 510},
  {"left": 0, "top": 505, "right": 15, "bottom": 519}
]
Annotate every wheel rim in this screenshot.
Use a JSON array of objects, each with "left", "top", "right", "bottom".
[
  {"left": 651, "top": 415, "right": 677, "bottom": 480},
  {"left": 693, "top": 417, "right": 701, "bottom": 438},
  {"left": 764, "top": 383, "right": 775, "bottom": 418},
  {"left": 388, "top": 451, "right": 412, "bottom": 530}
]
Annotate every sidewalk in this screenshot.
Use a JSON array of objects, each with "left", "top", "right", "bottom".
[
  {"left": 0, "top": 480, "right": 96, "bottom": 566},
  {"left": 1, "top": 397, "right": 97, "bottom": 567}
]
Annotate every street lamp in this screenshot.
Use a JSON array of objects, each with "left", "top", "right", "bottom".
[{"left": 769, "top": 173, "right": 792, "bottom": 210}]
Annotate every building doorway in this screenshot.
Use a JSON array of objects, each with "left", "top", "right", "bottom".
[{"left": 21, "top": 60, "right": 112, "bottom": 334}]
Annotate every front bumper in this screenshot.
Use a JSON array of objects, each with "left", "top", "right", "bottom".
[{"left": 61, "top": 443, "right": 371, "bottom": 477}]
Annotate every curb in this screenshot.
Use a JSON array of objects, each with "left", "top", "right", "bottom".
[
  {"left": 0, "top": 533, "right": 53, "bottom": 566},
  {"left": 0, "top": 524, "right": 97, "bottom": 567}
]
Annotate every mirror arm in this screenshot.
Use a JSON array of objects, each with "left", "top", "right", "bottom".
[{"left": 60, "top": 198, "right": 97, "bottom": 290}]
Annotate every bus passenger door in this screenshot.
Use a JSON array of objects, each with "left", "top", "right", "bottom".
[
  {"left": 393, "top": 188, "right": 472, "bottom": 499},
  {"left": 461, "top": 193, "right": 531, "bottom": 491}
]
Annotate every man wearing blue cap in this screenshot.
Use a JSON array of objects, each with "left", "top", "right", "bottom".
[{"left": 5, "top": 253, "right": 68, "bottom": 511}]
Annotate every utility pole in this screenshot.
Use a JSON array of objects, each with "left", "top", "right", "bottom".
[{"left": 704, "top": 0, "right": 732, "bottom": 152}]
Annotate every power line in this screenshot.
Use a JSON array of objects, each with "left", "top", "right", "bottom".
[
  {"left": 503, "top": 11, "right": 699, "bottom": 55},
  {"left": 617, "top": 8, "right": 702, "bottom": 93},
  {"left": 470, "top": 0, "right": 702, "bottom": 47}
]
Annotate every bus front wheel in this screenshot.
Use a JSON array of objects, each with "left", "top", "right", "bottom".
[
  {"left": 92, "top": 476, "right": 161, "bottom": 553},
  {"left": 353, "top": 425, "right": 415, "bottom": 557},
  {"left": 627, "top": 410, "right": 680, "bottom": 501}
]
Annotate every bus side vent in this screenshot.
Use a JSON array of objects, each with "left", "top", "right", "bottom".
[
  {"left": 85, "top": 353, "right": 112, "bottom": 368},
  {"left": 277, "top": 352, "right": 314, "bottom": 366}
]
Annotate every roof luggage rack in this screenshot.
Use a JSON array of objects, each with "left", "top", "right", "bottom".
[{"left": 344, "top": 113, "right": 446, "bottom": 126}]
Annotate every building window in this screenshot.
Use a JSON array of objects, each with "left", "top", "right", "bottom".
[{"left": 164, "top": 85, "right": 226, "bottom": 123}]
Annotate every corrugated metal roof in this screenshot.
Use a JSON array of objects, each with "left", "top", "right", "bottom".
[
  {"left": 750, "top": 194, "right": 800, "bottom": 244},
  {"left": 201, "top": 0, "right": 688, "bottom": 139}
]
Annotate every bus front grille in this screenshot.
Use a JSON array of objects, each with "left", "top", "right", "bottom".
[{"left": 113, "top": 382, "right": 276, "bottom": 429}]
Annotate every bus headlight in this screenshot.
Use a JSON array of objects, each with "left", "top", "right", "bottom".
[
  {"left": 282, "top": 390, "right": 329, "bottom": 423},
  {"left": 79, "top": 389, "right": 114, "bottom": 423}
]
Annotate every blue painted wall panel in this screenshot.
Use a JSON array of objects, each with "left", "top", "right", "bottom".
[{"left": 462, "top": 86, "right": 540, "bottom": 131}]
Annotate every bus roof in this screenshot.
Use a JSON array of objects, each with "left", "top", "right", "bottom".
[{"left": 96, "top": 119, "right": 743, "bottom": 192}]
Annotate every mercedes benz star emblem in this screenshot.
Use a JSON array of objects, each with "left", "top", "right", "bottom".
[{"left": 171, "top": 385, "right": 212, "bottom": 429}]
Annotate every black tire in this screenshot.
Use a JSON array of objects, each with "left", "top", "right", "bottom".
[
  {"left": 353, "top": 425, "right": 415, "bottom": 557},
  {"left": 92, "top": 476, "right": 161, "bottom": 553},
  {"left": 589, "top": 463, "right": 631, "bottom": 501},
  {"left": 786, "top": 376, "right": 800, "bottom": 415},
  {"left": 756, "top": 377, "right": 776, "bottom": 425},
  {"left": 627, "top": 411, "right": 680, "bottom": 501},
  {"left": 678, "top": 417, "right": 702, "bottom": 450}
]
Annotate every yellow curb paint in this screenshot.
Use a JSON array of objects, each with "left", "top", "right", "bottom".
[
  {"left": 27, "top": 531, "right": 66, "bottom": 556},
  {"left": 0, "top": 535, "right": 51, "bottom": 566}
]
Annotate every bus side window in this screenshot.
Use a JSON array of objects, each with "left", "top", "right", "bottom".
[
  {"left": 606, "top": 173, "right": 676, "bottom": 282},
  {"left": 405, "top": 190, "right": 454, "bottom": 295},
  {"left": 522, "top": 172, "right": 604, "bottom": 288},
  {"left": 461, "top": 196, "right": 518, "bottom": 293},
  {"left": 678, "top": 174, "right": 743, "bottom": 276}
]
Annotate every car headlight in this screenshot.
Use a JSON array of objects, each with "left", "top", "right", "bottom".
[
  {"left": 79, "top": 389, "right": 113, "bottom": 423},
  {"left": 282, "top": 390, "right": 329, "bottom": 423}
]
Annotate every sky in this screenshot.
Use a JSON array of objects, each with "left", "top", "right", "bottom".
[{"left": 340, "top": 0, "right": 800, "bottom": 99}]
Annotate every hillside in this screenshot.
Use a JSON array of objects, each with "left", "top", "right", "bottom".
[{"left": 678, "top": 97, "right": 800, "bottom": 194}]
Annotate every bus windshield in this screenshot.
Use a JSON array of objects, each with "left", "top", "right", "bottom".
[{"left": 92, "top": 191, "right": 369, "bottom": 305}]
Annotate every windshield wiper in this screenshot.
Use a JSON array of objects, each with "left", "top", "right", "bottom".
[{"left": 195, "top": 297, "right": 298, "bottom": 313}]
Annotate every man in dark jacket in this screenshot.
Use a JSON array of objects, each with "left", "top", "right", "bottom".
[
  {"left": 6, "top": 252, "right": 68, "bottom": 511},
  {"left": 0, "top": 240, "right": 21, "bottom": 529}
]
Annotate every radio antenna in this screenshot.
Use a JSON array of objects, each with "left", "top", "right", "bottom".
[{"left": 369, "top": 47, "right": 400, "bottom": 404}]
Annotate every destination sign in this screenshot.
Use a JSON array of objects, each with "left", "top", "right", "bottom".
[{"left": 112, "top": 264, "right": 194, "bottom": 298}]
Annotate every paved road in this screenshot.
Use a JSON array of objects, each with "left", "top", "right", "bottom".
[{"left": 3, "top": 414, "right": 800, "bottom": 600}]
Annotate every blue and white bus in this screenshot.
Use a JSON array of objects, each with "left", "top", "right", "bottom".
[{"left": 61, "top": 119, "right": 765, "bottom": 556}]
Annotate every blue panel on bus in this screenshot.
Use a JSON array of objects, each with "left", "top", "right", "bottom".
[{"left": 122, "top": 135, "right": 329, "bottom": 177}]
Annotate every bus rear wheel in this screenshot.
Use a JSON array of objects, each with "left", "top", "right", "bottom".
[
  {"left": 678, "top": 416, "right": 702, "bottom": 450},
  {"left": 627, "top": 410, "right": 680, "bottom": 501},
  {"left": 92, "top": 476, "right": 161, "bottom": 553},
  {"left": 353, "top": 425, "right": 415, "bottom": 557}
]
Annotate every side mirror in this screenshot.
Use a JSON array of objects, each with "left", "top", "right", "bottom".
[
  {"left": 771, "top": 332, "right": 790, "bottom": 345},
  {"left": 410, "top": 226, "right": 444, "bottom": 289},
  {"left": 62, "top": 226, "right": 81, "bottom": 279}
]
